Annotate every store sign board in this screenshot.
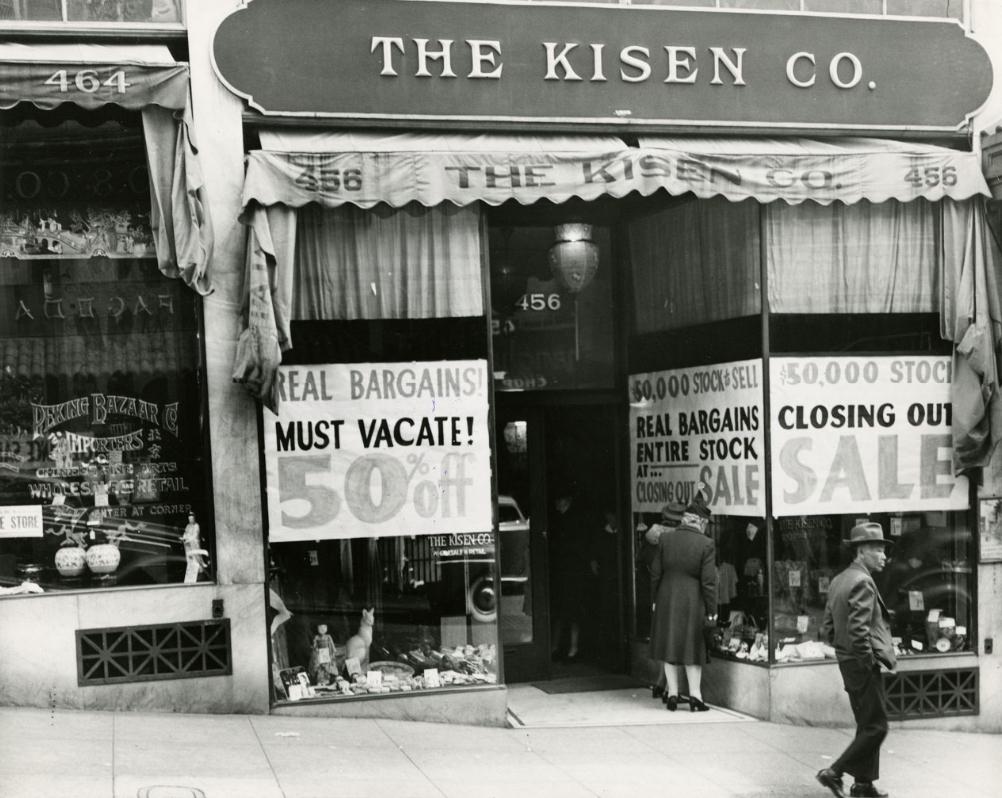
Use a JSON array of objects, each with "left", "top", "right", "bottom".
[
  {"left": 770, "top": 356, "right": 969, "bottom": 517},
  {"left": 262, "top": 361, "right": 493, "bottom": 542},
  {"left": 212, "top": 0, "right": 992, "bottom": 132},
  {"left": 0, "top": 505, "right": 43, "bottom": 538},
  {"left": 629, "top": 360, "right": 765, "bottom": 517}
]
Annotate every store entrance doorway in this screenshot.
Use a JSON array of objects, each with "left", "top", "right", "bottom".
[{"left": 496, "top": 400, "right": 624, "bottom": 684}]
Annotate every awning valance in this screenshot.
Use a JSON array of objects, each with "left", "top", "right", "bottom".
[
  {"left": 244, "top": 131, "right": 989, "bottom": 211},
  {"left": 0, "top": 44, "right": 190, "bottom": 111},
  {"left": 0, "top": 44, "right": 212, "bottom": 295}
]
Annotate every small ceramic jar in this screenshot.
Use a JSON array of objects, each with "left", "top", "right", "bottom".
[
  {"left": 55, "top": 545, "right": 87, "bottom": 578},
  {"left": 86, "top": 543, "right": 121, "bottom": 575}
]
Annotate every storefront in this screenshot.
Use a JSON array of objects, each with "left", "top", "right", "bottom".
[
  {"left": 201, "top": 0, "right": 1002, "bottom": 729},
  {"left": 0, "top": 10, "right": 262, "bottom": 714},
  {"left": 3, "top": 0, "right": 1002, "bottom": 731}
]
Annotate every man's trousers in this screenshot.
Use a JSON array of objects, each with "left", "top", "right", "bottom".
[{"left": 832, "top": 659, "right": 889, "bottom": 783}]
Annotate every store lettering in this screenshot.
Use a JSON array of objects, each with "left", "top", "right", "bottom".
[
  {"left": 444, "top": 164, "right": 556, "bottom": 189},
  {"left": 777, "top": 402, "right": 951, "bottom": 430},
  {"left": 349, "top": 366, "right": 483, "bottom": 400},
  {"left": 278, "top": 369, "right": 334, "bottom": 402},
  {"left": 357, "top": 417, "right": 475, "bottom": 448},
  {"left": 31, "top": 394, "right": 179, "bottom": 436},
  {"left": 585, "top": 155, "right": 743, "bottom": 186},
  {"left": 699, "top": 463, "right": 761, "bottom": 507},
  {"left": 542, "top": 43, "right": 746, "bottom": 85},
  {"left": 15, "top": 292, "right": 174, "bottom": 322},
  {"left": 62, "top": 430, "right": 144, "bottom": 454},
  {"left": 785, "top": 51, "right": 864, "bottom": 89},
  {"left": 31, "top": 397, "right": 89, "bottom": 436},
  {"left": 777, "top": 433, "right": 954, "bottom": 504},
  {"left": 27, "top": 476, "right": 189, "bottom": 499},
  {"left": 275, "top": 420, "right": 345, "bottom": 452},
  {"left": 369, "top": 35, "right": 867, "bottom": 91},
  {"left": 428, "top": 532, "right": 495, "bottom": 548}
]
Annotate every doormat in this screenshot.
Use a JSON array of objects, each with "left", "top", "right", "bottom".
[{"left": 531, "top": 674, "right": 645, "bottom": 694}]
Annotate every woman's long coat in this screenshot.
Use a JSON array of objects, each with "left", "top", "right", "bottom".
[{"left": 649, "top": 524, "right": 717, "bottom": 665}]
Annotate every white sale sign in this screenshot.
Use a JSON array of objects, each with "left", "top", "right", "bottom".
[
  {"left": 263, "top": 361, "right": 492, "bottom": 542},
  {"left": 770, "top": 356, "right": 968, "bottom": 516},
  {"left": 629, "top": 360, "right": 765, "bottom": 516}
]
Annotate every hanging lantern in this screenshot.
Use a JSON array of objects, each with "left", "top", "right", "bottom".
[{"left": 548, "top": 223, "right": 599, "bottom": 293}]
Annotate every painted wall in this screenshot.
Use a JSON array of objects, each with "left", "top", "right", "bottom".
[{"left": 0, "top": 583, "right": 268, "bottom": 713}]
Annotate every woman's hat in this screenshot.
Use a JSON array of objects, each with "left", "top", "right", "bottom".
[
  {"left": 684, "top": 499, "right": 711, "bottom": 519},
  {"left": 660, "top": 502, "right": 685, "bottom": 525},
  {"left": 677, "top": 498, "right": 711, "bottom": 532},
  {"left": 844, "top": 521, "right": 894, "bottom": 548}
]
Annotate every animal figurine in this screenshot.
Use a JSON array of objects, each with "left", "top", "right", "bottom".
[{"left": 344, "top": 607, "right": 375, "bottom": 670}]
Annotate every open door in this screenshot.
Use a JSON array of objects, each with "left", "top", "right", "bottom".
[
  {"left": 495, "top": 405, "right": 552, "bottom": 682},
  {"left": 496, "top": 401, "right": 624, "bottom": 683}
]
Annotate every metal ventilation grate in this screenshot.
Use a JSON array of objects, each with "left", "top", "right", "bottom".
[
  {"left": 883, "top": 668, "right": 978, "bottom": 720},
  {"left": 76, "top": 619, "right": 232, "bottom": 686}
]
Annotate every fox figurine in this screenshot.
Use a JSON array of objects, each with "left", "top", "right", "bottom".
[{"left": 344, "top": 607, "right": 375, "bottom": 670}]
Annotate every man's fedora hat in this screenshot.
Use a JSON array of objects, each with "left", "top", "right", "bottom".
[{"left": 844, "top": 521, "right": 894, "bottom": 548}]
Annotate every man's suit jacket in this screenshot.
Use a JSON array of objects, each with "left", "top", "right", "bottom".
[{"left": 821, "top": 561, "right": 897, "bottom": 670}]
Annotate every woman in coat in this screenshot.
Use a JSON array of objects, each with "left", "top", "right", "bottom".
[{"left": 649, "top": 498, "right": 717, "bottom": 711}]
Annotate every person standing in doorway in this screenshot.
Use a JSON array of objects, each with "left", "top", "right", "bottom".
[
  {"left": 589, "top": 508, "right": 623, "bottom": 668},
  {"left": 816, "top": 522, "right": 897, "bottom": 798},
  {"left": 548, "top": 484, "right": 589, "bottom": 661},
  {"left": 649, "top": 497, "right": 717, "bottom": 711}
]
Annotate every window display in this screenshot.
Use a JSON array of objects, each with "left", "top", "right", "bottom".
[
  {"left": 708, "top": 515, "right": 770, "bottom": 662},
  {"left": 0, "top": 115, "right": 211, "bottom": 593},
  {"left": 269, "top": 536, "right": 499, "bottom": 700},
  {"left": 770, "top": 512, "right": 973, "bottom": 662}
]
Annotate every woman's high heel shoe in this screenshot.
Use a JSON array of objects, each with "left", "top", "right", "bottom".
[
  {"left": 689, "top": 696, "right": 709, "bottom": 712},
  {"left": 665, "top": 695, "right": 679, "bottom": 711},
  {"left": 652, "top": 684, "right": 665, "bottom": 700}
]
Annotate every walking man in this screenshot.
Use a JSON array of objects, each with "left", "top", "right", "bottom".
[{"left": 816, "top": 522, "right": 897, "bottom": 798}]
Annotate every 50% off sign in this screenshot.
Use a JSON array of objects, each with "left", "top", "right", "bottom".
[
  {"left": 268, "top": 437, "right": 490, "bottom": 541},
  {"left": 272, "top": 447, "right": 487, "bottom": 541}
]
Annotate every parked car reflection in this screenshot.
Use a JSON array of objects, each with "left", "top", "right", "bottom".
[{"left": 468, "top": 494, "right": 530, "bottom": 623}]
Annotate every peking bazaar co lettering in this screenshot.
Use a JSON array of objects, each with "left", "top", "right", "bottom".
[{"left": 370, "top": 37, "right": 869, "bottom": 90}]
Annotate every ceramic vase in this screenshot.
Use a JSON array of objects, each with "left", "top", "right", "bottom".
[
  {"left": 55, "top": 545, "right": 87, "bottom": 578},
  {"left": 86, "top": 543, "right": 121, "bottom": 575}
]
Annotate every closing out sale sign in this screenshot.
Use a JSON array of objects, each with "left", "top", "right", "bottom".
[
  {"left": 770, "top": 356, "right": 968, "bottom": 517},
  {"left": 263, "top": 361, "right": 492, "bottom": 542},
  {"left": 629, "top": 359, "right": 765, "bottom": 516}
]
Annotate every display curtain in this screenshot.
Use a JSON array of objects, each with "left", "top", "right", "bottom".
[
  {"left": 766, "top": 199, "right": 938, "bottom": 313},
  {"left": 142, "top": 105, "right": 213, "bottom": 296},
  {"left": 628, "top": 196, "right": 761, "bottom": 333},
  {"left": 940, "top": 200, "right": 1002, "bottom": 471},
  {"left": 233, "top": 202, "right": 483, "bottom": 410},
  {"left": 293, "top": 203, "right": 482, "bottom": 320}
]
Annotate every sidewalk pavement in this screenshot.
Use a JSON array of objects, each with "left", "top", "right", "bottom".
[{"left": 1, "top": 702, "right": 999, "bottom": 798}]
